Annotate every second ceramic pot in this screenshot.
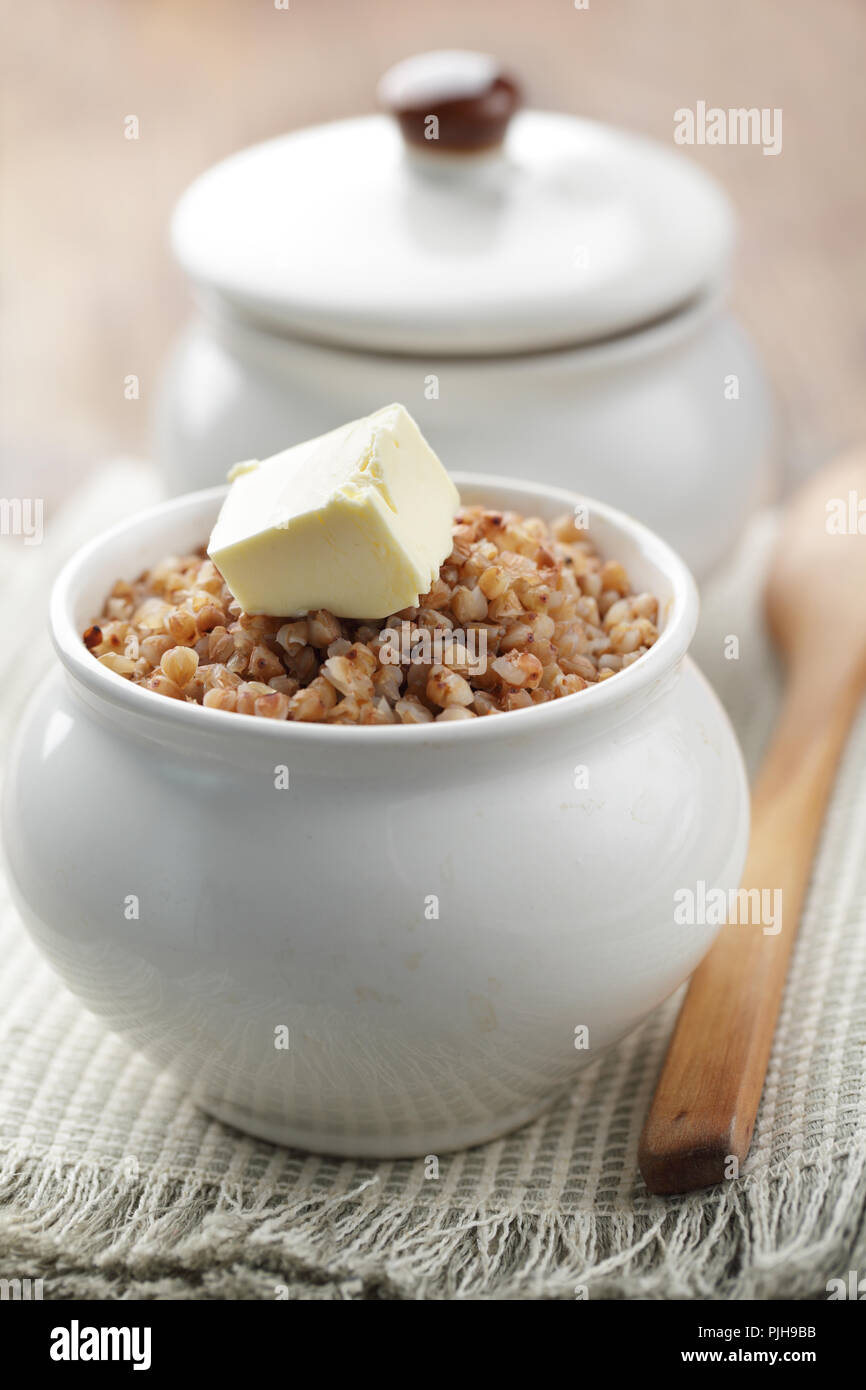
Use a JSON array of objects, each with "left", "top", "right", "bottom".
[{"left": 156, "top": 53, "right": 775, "bottom": 580}]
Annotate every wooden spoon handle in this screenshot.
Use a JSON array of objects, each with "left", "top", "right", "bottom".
[{"left": 639, "top": 665, "right": 864, "bottom": 1195}]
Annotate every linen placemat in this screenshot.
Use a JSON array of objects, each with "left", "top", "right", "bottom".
[{"left": 0, "top": 467, "right": 864, "bottom": 1300}]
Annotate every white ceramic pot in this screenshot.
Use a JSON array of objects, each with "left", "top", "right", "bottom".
[
  {"left": 3, "top": 475, "right": 749, "bottom": 1158},
  {"left": 156, "top": 52, "right": 775, "bottom": 580}
]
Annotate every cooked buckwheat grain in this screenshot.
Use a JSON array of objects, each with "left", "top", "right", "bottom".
[{"left": 84, "top": 507, "right": 660, "bottom": 724}]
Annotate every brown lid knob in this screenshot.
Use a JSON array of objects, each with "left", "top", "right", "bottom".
[{"left": 378, "top": 50, "right": 520, "bottom": 153}]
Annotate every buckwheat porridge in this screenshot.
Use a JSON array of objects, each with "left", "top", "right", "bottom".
[{"left": 84, "top": 507, "right": 660, "bottom": 724}]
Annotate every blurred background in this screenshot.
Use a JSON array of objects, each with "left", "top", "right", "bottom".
[{"left": 3, "top": 0, "right": 865, "bottom": 511}]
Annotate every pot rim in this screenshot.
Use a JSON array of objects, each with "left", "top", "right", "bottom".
[{"left": 50, "top": 472, "right": 699, "bottom": 750}]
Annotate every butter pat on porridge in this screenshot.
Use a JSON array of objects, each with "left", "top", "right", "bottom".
[{"left": 207, "top": 403, "right": 460, "bottom": 620}]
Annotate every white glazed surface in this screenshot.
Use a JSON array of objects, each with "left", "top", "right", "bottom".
[
  {"left": 156, "top": 297, "right": 775, "bottom": 582},
  {"left": 170, "top": 113, "right": 733, "bottom": 354},
  {"left": 2, "top": 476, "right": 750, "bottom": 1157}
]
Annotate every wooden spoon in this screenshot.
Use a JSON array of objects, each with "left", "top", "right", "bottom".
[{"left": 639, "top": 452, "right": 866, "bottom": 1195}]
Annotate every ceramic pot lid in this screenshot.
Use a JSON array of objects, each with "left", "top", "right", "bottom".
[{"left": 171, "top": 50, "right": 734, "bottom": 355}]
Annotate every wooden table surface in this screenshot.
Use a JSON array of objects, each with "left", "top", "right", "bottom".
[{"left": 3, "top": 0, "right": 865, "bottom": 510}]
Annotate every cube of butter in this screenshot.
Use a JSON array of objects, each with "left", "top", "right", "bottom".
[{"left": 207, "top": 404, "right": 460, "bottom": 619}]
